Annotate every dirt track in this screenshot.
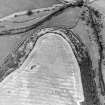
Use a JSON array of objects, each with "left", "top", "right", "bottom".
[
  {"left": 0, "top": 0, "right": 105, "bottom": 65},
  {"left": 0, "top": 0, "right": 60, "bottom": 64}
]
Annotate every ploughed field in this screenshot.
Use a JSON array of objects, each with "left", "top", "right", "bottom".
[
  {"left": 0, "top": 0, "right": 105, "bottom": 105},
  {"left": 0, "top": 33, "right": 84, "bottom": 105}
]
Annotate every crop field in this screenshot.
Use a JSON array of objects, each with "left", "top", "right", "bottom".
[{"left": 0, "top": 0, "right": 105, "bottom": 105}]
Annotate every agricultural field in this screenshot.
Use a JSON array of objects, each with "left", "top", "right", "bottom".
[{"left": 0, "top": 0, "right": 105, "bottom": 105}]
